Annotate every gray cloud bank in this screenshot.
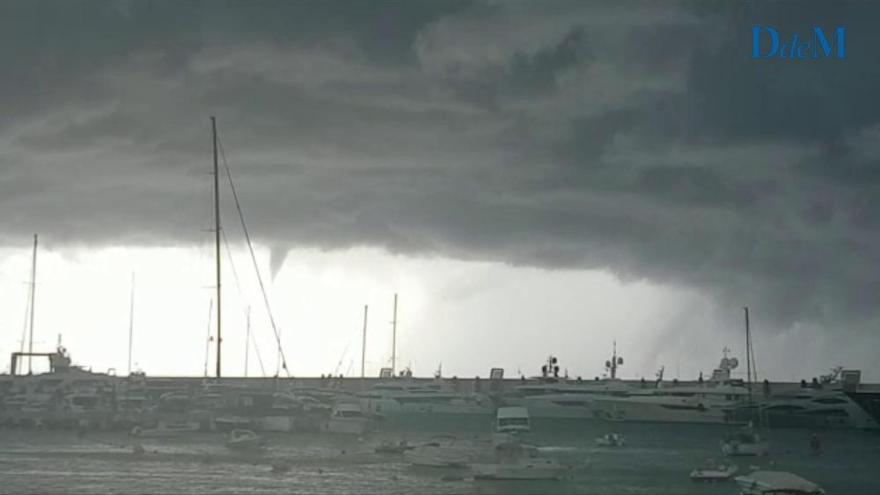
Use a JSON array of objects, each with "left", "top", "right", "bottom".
[{"left": 1, "top": 1, "right": 879, "bottom": 340}]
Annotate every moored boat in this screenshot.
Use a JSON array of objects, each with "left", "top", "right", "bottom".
[
  {"left": 130, "top": 419, "right": 201, "bottom": 438},
  {"left": 471, "top": 441, "right": 569, "bottom": 481},
  {"left": 225, "top": 428, "right": 266, "bottom": 451},
  {"left": 721, "top": 426, "right": 769, "bottom": 456},
  {"left": 404, "top": 435, "right": 473, "bottom": 468},
  {"left": 323, "top": 403, "right": 371, "bottom": 435},
  {"left": 595, "top": 432, "right": 626, "bottom": 447},
  {"left": 689, "top": 459, "right": 738, "bottom": 482},
  {"left": 734, "top": 471, "right": 825, "bottom": 494}
]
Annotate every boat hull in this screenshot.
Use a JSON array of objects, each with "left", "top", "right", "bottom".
[{"left": 471, "top": 460, "right": 568, "bottom": 481}]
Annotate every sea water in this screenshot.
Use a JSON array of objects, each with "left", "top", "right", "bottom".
[{"left": 0, "top": 422, "right": 878, "bottom": 494}]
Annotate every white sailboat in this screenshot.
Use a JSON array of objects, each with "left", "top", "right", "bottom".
[{"left": 721, "top": 308, "right": 771, "bottom": 456}]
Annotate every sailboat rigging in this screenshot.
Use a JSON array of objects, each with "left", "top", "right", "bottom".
[{"left": 209, "top": 117, "right": 290, "bottom": 378}]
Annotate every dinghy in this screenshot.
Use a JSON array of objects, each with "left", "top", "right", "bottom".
[
  {"left": 721, "top": 428, "right": 768, "bottom": 456},
  {"left": 595, "top": 433, "right": 626, "bottom": 447},
  {"left": 689, "top": 459, "right": 738, "bottom": 482}
]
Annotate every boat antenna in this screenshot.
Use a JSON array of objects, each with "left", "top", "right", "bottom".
[
  {"left": 361, "top": 305, "right": 368, "bottom": 378},
  {"left": 391, "top": 293, "right": 398, "bottom": 375},
  {"left": 127, "top": 272, "right": 135, "bottom": 375},
  {"left": 211, "top": 116, "right": 223, "bottom": 379},
  {"left": 605, "top": 341, "right": 623, "bottom": 379},
  {"left": 27, "top": 234, "right": 38, "bottom": 374}
]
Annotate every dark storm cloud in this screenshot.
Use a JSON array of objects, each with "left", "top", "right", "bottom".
[{"left": 2, "top": 0, "right": 880, "bottom": 343}]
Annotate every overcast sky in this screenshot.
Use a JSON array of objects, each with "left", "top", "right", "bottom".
[{"left": 1, "top": 1, "right": 878, "bottom": 381}]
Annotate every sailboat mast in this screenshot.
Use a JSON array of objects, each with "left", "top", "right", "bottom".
[
  {"left": 361, "top": 305, "right": 368, "bottom": 378},
  {"left": 27, "top": 234, "right": 37, "bottom": 374},
  {"left": 211, "top": 116, "right": 222, "bottom": 378},
  {"left": 391, "top": 293, "right": 398, "bottom": 375},
  {"left": 244, "top": 306, "right": 251, "bottom": 378},
  {"left": 127, "top": 272, "right": 135, "bottom": 375},
  {"left": 744, "top": 306, "right": 752, "bottom": 402},
  {"left": 204, "top": 298, "right": 213, "bottom": 378}
]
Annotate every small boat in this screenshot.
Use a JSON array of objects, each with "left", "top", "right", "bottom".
[
  {"left": 130, "top": 420, "right": 201, "bottom": 438},
  {"left": 404, "top": 436, "right": 472, "bottom": 468},
  {"left": 472, "top": 442, "right": 569, "bottom": 481},
  {"left": 226, "top": 429, "right": 266, "bottom": 451},
  {"left": 689, "top": 459, "right": 738, "bottom": 482},
  {"left": 595, "top": 433, "right": 626, "bottom": 447},
  {"left": 735, "top": 471, "right": 825, "bottom": 494},
  {"left": 472, "top": 458, "right": 569, "bottom": 481},
  {"left": 323, "top": 403, "right": 371, "bottom": 435},
  {"left": 492, "top": 406, "right": 531, "bottom": 446},
  {"left": 374, "top": 440, "right": 414, "bottom": 454},
  {"left": 721, "top": 428, "right": 769, "bottom": 456},
  {"left": 214, "top": 416, "right": 253, "bottom": 432}
]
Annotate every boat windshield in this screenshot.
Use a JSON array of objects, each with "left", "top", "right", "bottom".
[{"left": 498, "top": 417, "right": 529, "bottom": 427}]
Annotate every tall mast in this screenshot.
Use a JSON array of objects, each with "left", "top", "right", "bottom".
[
  {"left": 27, "top": 234, "right": 37, "bottom": 374},
  {"left": 361, "top": 305, "right": 368, "bottom": 378},
  {"left": 244, "top": 306, "right": 251, "bottom": 378},
  {"left": 391, "top": 293, "right": 398, "bottom": 375},
  {"left": 127, "top": 272, "right": 135, "bottom": 375},
  {"left": 744, "top": 306, "right": 752, "bottom": 402},
  {"left": 211, "top": 116, "right": 222, "bottom": 378},
  {"left": 204, "top": 298, "right": 213, "bottom": 378}
]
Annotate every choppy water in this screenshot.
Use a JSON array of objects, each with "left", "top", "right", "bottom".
[{"left": 0, "top": 422, "right": 878, "bottom": 494}]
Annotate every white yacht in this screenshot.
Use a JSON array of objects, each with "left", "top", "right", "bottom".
[
  {"left": 358, "top": 380, "right": 494, "bottom": 417},
  {"left": 501, "top": 353, "right": 635, "bottom": 419},
  {"left": 588, "top": 383, "right": 748, "bottom": 424},
  {"left": 588, "top": 350, "right": 751, "bottom": 425},
  {"left": 755, "top": 388, "right": 878, "bottom": 430}
]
